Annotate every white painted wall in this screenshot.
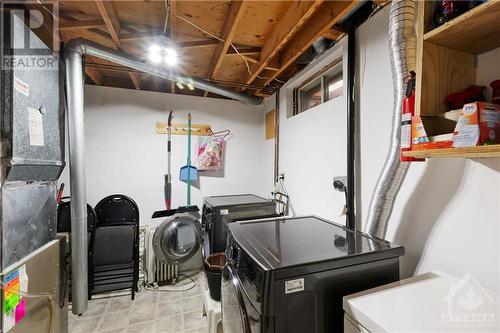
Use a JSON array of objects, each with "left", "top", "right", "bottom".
[
  {"left": 59, "top": 86, "right": 269, "bottom": 225},
  {"left": 269, "top": 5, "right": 499, "bottom": 297},
  {"left": 357, "top": 6, "right": 499, "bottom": 296},
  {"left": 276, "top": 40, "right": 349, "bottom": 224}
]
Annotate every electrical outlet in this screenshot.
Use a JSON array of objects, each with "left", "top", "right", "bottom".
[{"left": 333, "top": 176, "right": 347, "bottom": 192}]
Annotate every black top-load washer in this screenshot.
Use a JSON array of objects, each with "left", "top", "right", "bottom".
[
  {"left": 201, "top": 194, "right": 276, "bottom": 257},
  {"left": 221, "top": 216, "right": 404, "bottom": 333}
]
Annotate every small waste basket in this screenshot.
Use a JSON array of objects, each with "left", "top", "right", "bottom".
[{"left": 204, "top": 252, "right": 225, "bottom": 301}]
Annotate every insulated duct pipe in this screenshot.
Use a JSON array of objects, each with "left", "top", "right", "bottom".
[
  {"left": 65, "top": 39, "right": 262, "bottom": 105},
  {"left": 364, "top": 0, "right": 416, "bottom": 239},
  {"left": 64, "top": 39, "right": 262, "bottom": 314}
]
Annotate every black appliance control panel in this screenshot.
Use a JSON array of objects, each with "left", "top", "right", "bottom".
[{"left": 226, "top": 234, "right": 264, "bottom": 312}]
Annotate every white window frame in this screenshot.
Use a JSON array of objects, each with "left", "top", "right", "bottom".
[{"left": 284, "top": 37, "right": 347, "bottom": 118}]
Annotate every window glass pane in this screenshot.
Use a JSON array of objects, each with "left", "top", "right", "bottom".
[
  {"left": 300, "top": 78, "right": 322, "bottom": 112},
  {"left": 327, "top": 74, "right": 343, "bottom": 100},
  {"left": 292, "top": 58, "right": 343, "bottom": 116}
]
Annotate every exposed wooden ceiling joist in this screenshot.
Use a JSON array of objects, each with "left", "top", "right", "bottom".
[
  {"left": 206, "top": 0, "right": 248, "bottom": 80},
  {"left": 85, "top": 67, "right": 104, "bottom": 86},
  {"left": 260, "top": 1, "right": 358, "bottom": 88},
  {"left": 238, "top": 0, "right": 324, "bottom": 90},
  {"left": 322, "top": 28, "right": 345, "bottom": 41},
  {"left": 30, "top": 1, "right": 362, "bottom": 99},
  {"left": 227, "top": 45, "right": 261, "bottom": 56},
  {"left": 59, "top": 19, "right": 106, "bottom": 30},
  {"left": 94, "top": 0, "right": 121, "bottom": 45},
  {"left": 94, "top": 0, "right": 141, "bottom": 89}
]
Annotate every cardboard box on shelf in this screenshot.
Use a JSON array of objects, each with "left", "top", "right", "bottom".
[
  {"left": 452, "top": 102, "right": 500, "bottom": 147},
  {"left": 411, "top": 116, "right": 453, "bottom": 150}
]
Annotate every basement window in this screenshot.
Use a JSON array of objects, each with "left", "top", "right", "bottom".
[{"left": 293, "top": 59, "right": 343, "bottom": 115}]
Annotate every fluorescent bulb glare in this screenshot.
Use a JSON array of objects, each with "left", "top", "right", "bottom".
[
  {"left": 176, "top": 81, "right": 184, "bottom": 90},
  {"left": 164, "top": 47, "right": 178, "bottom": 66},
  {"left": 148, "top": 44, "right": 162, "bottom": 63}
]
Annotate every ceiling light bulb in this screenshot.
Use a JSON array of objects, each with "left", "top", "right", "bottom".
[
  {"left": 148, "top": 45, "right": 162, "bottom": 63},
  {"left": 176, "top": 81, "right": 184, "bottom": 90},
  {"left": 164, "top": 47, "right": 178, "bottom": 66},
  {"left": 187, "top": 83, "right": 194, "bottom": 91}
]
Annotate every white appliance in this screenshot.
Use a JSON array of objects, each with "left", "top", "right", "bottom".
[
  {"left": 343, "top": 271, "right": 499, "bottom": 333},
  {"left": 144, "top": 225, "right": 178, "bottom": 285}
]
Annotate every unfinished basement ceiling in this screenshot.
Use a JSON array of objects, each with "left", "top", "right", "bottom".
[{"left": 30, "top": 0, "right": 359, "bottom": 99}]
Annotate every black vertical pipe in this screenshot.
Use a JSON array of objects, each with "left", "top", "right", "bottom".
[
  {"left": 274, "top": 90, "right": 280, "bottom": 184},
  {"left": 346, "top": 27, "right": 356, "bottom": 231}
]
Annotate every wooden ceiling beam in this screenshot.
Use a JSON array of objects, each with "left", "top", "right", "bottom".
[
  {"left": 206, "top": 0, "right": 247, "bottom": 80},
  {"left": 85, "top": 67, "right": 104, "bottom": 86},
  {"left": 261, "top": 1, "right": 358, "bottom": 88},
  {"left": 59, "top": 19, "right": 106, "bottom": 30},
  {"left": 322, "top": 28, "right": 345, "bottom": 41},
  {"left": 95, "top": 0, "right": 141, "bottom": 90},
  {"left": 94, "top": 0, "right": 121, "bottom": 46},
  {"left": 226, "top": 45, "right": 261, "bottom": 56},
  {"left": 238, "top": 0, "right": 324, "bottom": 90}
]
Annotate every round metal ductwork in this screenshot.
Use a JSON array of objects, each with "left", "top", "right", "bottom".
[{"left": 152, "top": 213, "right": 202, "bottom": 265}]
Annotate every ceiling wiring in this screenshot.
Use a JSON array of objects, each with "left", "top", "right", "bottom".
[
  {"left": 175, "top": 13, "right": 283, "bottom": 86},
  {"left": 165, "top": 1, "right": 170, "bottom": 31}
]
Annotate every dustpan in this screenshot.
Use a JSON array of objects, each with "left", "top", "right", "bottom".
[
  {"left": 179, "top": 113, "right": 198, "bottom": 206},
  {"left": 180, "top": 165, "right": 198, "bottom": 181}
]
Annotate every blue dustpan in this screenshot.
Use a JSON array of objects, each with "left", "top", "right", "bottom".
[{"left": 179, "top": 165, "right": 198, "bottom": 182}]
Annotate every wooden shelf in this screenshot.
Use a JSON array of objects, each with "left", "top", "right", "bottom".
[
  {"left": 403, "top": 145, "right": 500, "bottom": 159},
  {"left": 424, "top": 0, "right": 500, "bottom": 55}
]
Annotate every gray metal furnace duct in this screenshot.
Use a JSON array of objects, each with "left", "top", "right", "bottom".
[
  {"left": 63, "top": 39, "right": 261, "bottom": 314},
  {"left": 65, "top": 39, "right": 262, "bottom": 105},
  {"left": 364, "top": 0, "right": 416, "bottom": 239}
]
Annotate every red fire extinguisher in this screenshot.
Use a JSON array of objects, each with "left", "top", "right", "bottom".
[{"left": 401, "top": 71, "right": 423, "bottom": 162}]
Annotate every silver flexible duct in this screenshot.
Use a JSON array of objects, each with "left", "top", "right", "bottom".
[
  {"left": 364, "top": 0, "right": 416, "bottom": 239},
  {"left": 64, "top": 39, "right": 262, "bottom": 314}
]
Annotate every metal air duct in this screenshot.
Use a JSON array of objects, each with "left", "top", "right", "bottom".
[
  {"left": 64, "top": 38, "right": 262, "bottom": 315},
  {"left": 364, "top": 0, "right": 416, "bottom": 239}
]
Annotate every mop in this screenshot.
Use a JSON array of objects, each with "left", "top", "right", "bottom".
[
  {"left": 152, "top": 113, "right": 199, "bottom": 219},
  {"left": 164, "top": 110, "right": 173, "bottom": 209}
]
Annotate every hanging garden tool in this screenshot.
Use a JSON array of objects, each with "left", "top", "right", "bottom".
[
  {"left": 164, "top": 110, "right": 173, "bottom": 209},
  {"left": 179, "top": 113, "right": 198, "bottom": 206}
]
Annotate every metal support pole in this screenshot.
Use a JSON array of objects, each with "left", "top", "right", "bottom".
[{"left": 64, "top": 52, "right": 88, "bottom": 315}]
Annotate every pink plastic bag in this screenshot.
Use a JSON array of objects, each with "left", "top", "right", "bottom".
[{"left": 197, "top": 136, "right": 225, "bottom": 171}]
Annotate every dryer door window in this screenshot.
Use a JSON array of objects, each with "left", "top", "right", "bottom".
[{"left": 153, "top": 214, "right": 201, "bottom": 265}]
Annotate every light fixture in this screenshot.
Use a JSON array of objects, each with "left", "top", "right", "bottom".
[
  {"left": 187, "top": 79, "right": 194, "bottom": 91},
  {"left": 148, "top": 45, "right": 162, "bottom": 64},
  {"left": 164, "top": 47, "right": 178, "bottom": 66},
  {"left": 148, "top": 42, "right": 178, "bottom": 67},
  {"left": 176, "top": 81, "right": 184, "bottom": 90}
]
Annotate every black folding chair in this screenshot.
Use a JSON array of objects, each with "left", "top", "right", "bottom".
[
  {"left": 95, "top": 194, "right": 139, "bottom": 226},
  {"left": 56, "top": 197, "right": 97, "bottom": 300},
  {"left": 91, "top": 194, "right": 140, "bottom": 298},
  {"left": 90, "top": 224, "right": 138, "bottom": 299}
]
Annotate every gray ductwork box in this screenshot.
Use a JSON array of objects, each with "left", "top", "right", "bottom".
[{"left": 1, "top": 12, "right": 64, "bottom": 270}]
